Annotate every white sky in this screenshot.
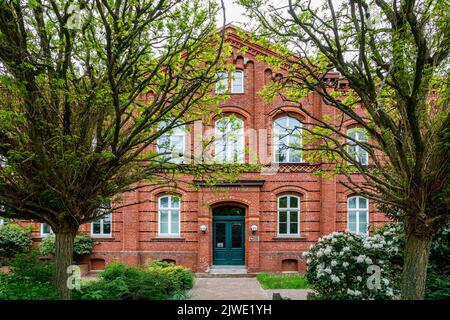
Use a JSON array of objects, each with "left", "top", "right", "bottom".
[{"left": 216, "top": 0, "right": 250, "bottom": 27}]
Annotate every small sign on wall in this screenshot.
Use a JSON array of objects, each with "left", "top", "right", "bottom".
[{"left": 249, "top": 236, "right": 260, "bottom": 242}]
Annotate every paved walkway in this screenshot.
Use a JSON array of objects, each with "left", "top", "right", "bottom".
[{"left": 188, "top": 278, "right": 312, "bottom": 300}]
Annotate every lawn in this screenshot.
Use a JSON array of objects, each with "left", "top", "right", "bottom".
[{"left": 257, "top": 273, "right": 312, "bottom": 289}]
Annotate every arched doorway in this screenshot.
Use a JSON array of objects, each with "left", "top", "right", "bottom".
[{"left": 212, "top": 206, "right": 245, "bottom": 265}]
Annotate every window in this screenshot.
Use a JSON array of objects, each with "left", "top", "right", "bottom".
[
  {"left": 231, "top": 70, "right": 244, "bottom": 93},
  {"left": 156, "top": 121, "right": 185, "bottom": 163},
  {"left": 277, "top": 195, "right": 300, "bottom": 236},
  {"left": 215, "top": 116, "right": 244, "bottom": 163},
  {"left": 347, "top": 196, "right": 369, "bottom": 235},
  {"left": 41, "top": 223, "right": 53, "bottom": 237},
  {"left": 0, "top": 155, "right": 6, "bottom": 167},
  {"left": 273, "top": 116, "right": 302, "bottom": 163},
  {"left": 91, "top": 202, "right": 112, "bottom": 237},
  {"left": 158, "top": 195, "right": 180, "bottom": 236},
  {"left": 216, "top": 71, "right": 228, "bottom": 93},
  {"left": 347, "top": 128, "right": 368, "bottom": 165}
]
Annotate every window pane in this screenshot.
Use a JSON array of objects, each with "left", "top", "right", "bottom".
[
  {"left": 359, "top": 149, "right": 368, "bottom": 165},
  {"left": 289, "top": 197, "right": 298, "bottom": 208},
  {"left": 279, "top": 197, "right": 288, "bottom": 208},
  {"left": 160, "top": 197, "right": 169, "bottom": 208},
  {"left": 103, "top": 221, "right": 111, "bottom": 235},
  {"left": 92, "top": 221, "right": 101, "bottom": 234},
  {"left": 279, "top": 211, "right": 287, "bottom": 223},
  {"left": 348, "top": 212, "right": 356, "bottom": 232},
  {"left": 358, "top": 197, "right": 367, "bottom": 209},
  {"left": 289, "top": 211, "right": 298, "bottom": 223},
  {"left": 231, "top": 223, "right": 242, "bottom": 248},
  {"left": 171, "top": 197, "right": 180, "bottom": 208},
  {"left": 160, "top": 222, "right": 169, "bottom": 234},
  {"left": 216, "top": 71, "right": 228, "bottom": 93},
  {"left": 171, "top": 210, "right": 179, "bottom": 234},
  {"left": 215, "top": 223, "right": 226, "bottom": 247},
  {"left": 279, "top": 222, "right": 287, "bottom": 234},
  {"left": 359, "top": 211, "right": 368, "bottom": 234},
  {"left": 290, "top": 222, "right": 298, "bottom": 234},
  {"left": 231, "top": 71, "right": 243, "bottom": 93},
  {"left": 348, "top": 197, "right": 357, "bottom": 209},
  {"left": 43, "top": 223, "right": 52, "bottom": 234},
  {"left": 160, "top": 210, "right": 169, "bottom": 223}
]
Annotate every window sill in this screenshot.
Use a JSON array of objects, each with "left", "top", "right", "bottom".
[
  {"left": 152, "top": 236, "right": 185, "bottom": 241},
  {"left": 273, "top": 235, "right": 307, "bottom": 241},
  {"left": 90, "top": 235, "right": 114, "bottom": 240}
]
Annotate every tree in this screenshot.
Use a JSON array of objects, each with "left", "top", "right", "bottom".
[
  {"left": 0, "top": 0, "right": 227, "bottom": 299},
  {"left": 238, "top": 0, "right": 449, "bottom": 299}
]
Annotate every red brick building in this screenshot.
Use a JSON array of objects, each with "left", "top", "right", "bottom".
[{"left": 12, "top": 26, "right": 389, "bottom": 274}]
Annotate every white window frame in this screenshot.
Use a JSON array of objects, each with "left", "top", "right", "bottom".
[
  {"left": 273, "top": 116, "right": 302, "bottom": 163},
  {"left": 156, "top": 122, "right": 186, "bottom": 163},
  {"left": 277, "top": 195, "right": 300, "bottom": 236},
  {"left": 347, "top": 196, "right": 369, "bottom": 235},
  {"left": 214, "top": 116, "right": 245, "bottom": 163},
  {"left": 91, "top": 202, "right": 112, "bottom": 237},
  {"left": 347, "top": 128, "right": 368, "bottom": 165},
  {"left": 216, "top": 71, "right": 228, "bottom": 93},
  {"left": 231, "top": 70, "right": 244, "bottom": 93},
  {"left": 41, "top": 223, "right": 54, "bottom": 237},
  {"left": 158, "top": 195, "right": 181, "bottom": 236}
]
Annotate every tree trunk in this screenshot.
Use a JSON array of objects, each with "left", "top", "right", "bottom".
[
  {"left": 54, "top": 228, "right": 77, "bottom": 300},
  {"left": 401, "top": 233, "right": 432, "bottom": 300}
]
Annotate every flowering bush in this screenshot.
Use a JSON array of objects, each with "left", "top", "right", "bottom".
[
  {"left": 304, "top": 225, "right": 403, "bottom": 300},
  {"left": 38, "top": 234, "right": 95, "bottom": 257}
]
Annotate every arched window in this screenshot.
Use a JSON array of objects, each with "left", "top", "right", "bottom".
[
  {"left": 347, "top": 128, "right": 368, "bottom": 165},
  {"left": 216, "top": 71, "right": 228, "bottom": 93},
  {"left": 156, "top": 121, "right": 185, "bottom": 163},
  {"left": 277, "top": 195, "right": 300, "bottom": 236},
  {"left": 158, "top": 195, "right": 180, "bottom": 236},
  {"left": 231, "top": 70, "right": 244, "bottom": 93},
  {"left": 273, "top": 116, "right": 302, "bottom": 163},
  {"left": 215, "top": 116, "right": 244, "bottom": 163},
  {"left": 92, "top": 202, "right": 112, "bottom": 237},
  {"left": 347, "top": 196, "right": 369, "bottom": 235}
]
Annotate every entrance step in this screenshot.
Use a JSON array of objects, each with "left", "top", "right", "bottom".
[{"left": 195, "top": 265, "right": 256, "bottom": 278}]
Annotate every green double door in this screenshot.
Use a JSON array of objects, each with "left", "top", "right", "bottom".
[{"left": 213, "top": 216, "right": 245, "bottom": 265}]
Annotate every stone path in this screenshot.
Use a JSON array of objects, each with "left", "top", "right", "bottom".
[{"left": 188, "top": 277, "right": 312, "bottom": 300}]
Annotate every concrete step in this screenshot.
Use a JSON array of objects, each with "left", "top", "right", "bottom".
[{"left": 196, "top": 272, "right": 257, "bottom": 278}]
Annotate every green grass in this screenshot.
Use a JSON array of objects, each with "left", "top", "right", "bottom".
[{"left": 257, "top": 273, "right": 312, "bottom": 289}]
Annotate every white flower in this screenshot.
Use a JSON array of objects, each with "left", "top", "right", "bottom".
[
  {"left": 324, "top": 268, "right": 332, "bottom": 274},
  {"left": 383, "top": 278, "right": 390, "bottom": 286},
  {"left": 357, "top": 276, "right": 362, "bottom": 282},
  {"left": 365, "top": 257, "right": 373, "bottom": 264},
  {"left": 356, "top": 255, "right": 366, "bottom": 263},
  {"left": 343, "top": 262, "right": 349, "bottom": 268},
  {"left": 302, "top": 251, "right": 309, "bottom": 258},
  {"left": 331, "top": 275, "right": 340, "bottom": 283},
  {"left": 331, "top": 260, "right": 337, "bottom": 267},
  {"left": 317, "top": 250, "right": 324, "bottom": 258},
  {"left": 306, "top": 259, "right": 311, "bottom": 264},
  {"left": 386, "top": 287, "right": 394, "bottom": 296}
]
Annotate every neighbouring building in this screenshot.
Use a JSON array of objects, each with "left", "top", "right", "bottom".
[{"left": 6, "top": 26, "right": 390, "bottom": 274}]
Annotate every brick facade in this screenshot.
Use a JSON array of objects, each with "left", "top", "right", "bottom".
[{"left": 19, "top": 26, "right": 390, "bottom": 273}]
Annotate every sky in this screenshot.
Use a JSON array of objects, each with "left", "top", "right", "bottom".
[{"left": 217, "top": 0, "right": 250, "bottom": 27}]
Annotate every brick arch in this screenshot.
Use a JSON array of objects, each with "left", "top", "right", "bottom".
[
  {"left": 206, "top": 197, "right": 251, "bottom": 209},
  {"left": 269, "top": 107, "right": 307, "bottom": 122},
  {"left": 271, "top": 185, "right": 308, "bottom": 199},
  {"left": 213, "top": 107, "right": 251, "bottom": 121}
]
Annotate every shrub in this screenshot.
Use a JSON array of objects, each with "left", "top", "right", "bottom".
[
  {"left": 0, "top": 252, "right": 58, "bottom": 300},
  {"left": 0, "top": 223, "right": 33, "bottom": 258},
  {"left": 38, "top": 233, "right": 95, "bottom": 256},
  {"left": 74, "top": 261, "right": 194, "bottom": 300},
  {"left": 304, "top": 228, "right": 402, "bottom": 300},
  {"left": 147, "top": 259, "right": 194, "bottom": 292}
]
